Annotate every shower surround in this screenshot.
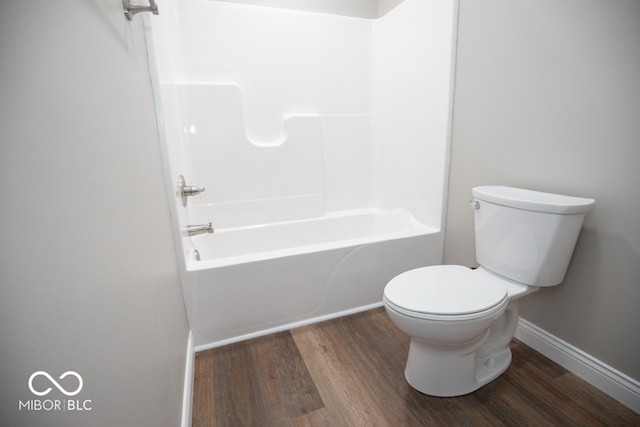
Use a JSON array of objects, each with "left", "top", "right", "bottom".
[{"left": 145, "top": 0, "right": 458, "bottom": 349}]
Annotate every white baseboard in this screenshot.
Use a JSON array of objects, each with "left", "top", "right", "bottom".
[
  {"left": 182, "top": 331, "right": 195, "bottom": 427},
  {"left": 195, "top": 302, "right": 384, "bottom": 352},
  {"left": 515, "top": 319, "right": 640, "bottom": 414}
]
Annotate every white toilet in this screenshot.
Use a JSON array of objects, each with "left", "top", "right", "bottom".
[{"left": 383, "top": 186, "right": 595, "bottom": 397}]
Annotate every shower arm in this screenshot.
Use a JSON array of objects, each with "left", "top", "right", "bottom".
[{"left": 123, "top": 0, "right": 159, "bottom": 21}]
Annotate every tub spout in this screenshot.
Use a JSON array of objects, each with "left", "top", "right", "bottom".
[{"left": 184, "top": 223, "right": 214, "bottom": 237}]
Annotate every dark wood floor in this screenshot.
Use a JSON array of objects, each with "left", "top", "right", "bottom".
[{"left": 193, "top": 308, "right": 639, "bottom": 426}]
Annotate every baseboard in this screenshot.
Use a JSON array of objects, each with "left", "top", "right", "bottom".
[
  {"left": 182, "top": 331, "right": 195, "bottom": 427},
  {"left": 195, "top": 302, "right": 384, "bottom": 352},
  {"left": 515, "top": 319, "right": 640, "bottom": 414}
]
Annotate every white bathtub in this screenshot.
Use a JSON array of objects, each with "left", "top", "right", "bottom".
[
  {"left": 145, "top": 0, "right": 457, "bottom": 351},
  {"left": 182, "top": 208, "right": 443, "bottom": 351},
  {"left": 189, "top": 209, "right": 431, "bottom": 269}
]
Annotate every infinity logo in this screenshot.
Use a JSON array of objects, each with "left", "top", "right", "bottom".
[{"left": 28, "top": 371, "right": 83, "bottom": 397}]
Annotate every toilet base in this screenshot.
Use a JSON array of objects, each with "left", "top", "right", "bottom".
[
  {"left": 403, "top": 302, "right": 520, "bottom": 397},
  {"left": 404, "top": 337, "right": 512, "bottom": 397}
]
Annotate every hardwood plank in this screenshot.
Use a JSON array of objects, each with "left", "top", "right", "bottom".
[
  {"left": 193, "top": 308, "right": 640, "bottom": 426},
  {"left": 291, "top": 310, "right": 456, "bottom": 426},
  {"left": 292, "top": 316, "right": 414, "bottom": 426},
  {"left": 193, "top": 331, "right": 323, "bottom": 427}
]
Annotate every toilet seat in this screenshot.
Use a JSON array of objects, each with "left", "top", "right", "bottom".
[{"left": 384, "top": 265, "right": 509, "bottom": 321}]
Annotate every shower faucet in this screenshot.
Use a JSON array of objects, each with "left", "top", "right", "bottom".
[{"left": 184, "top": 223, "right": 214, "bottom": 237}]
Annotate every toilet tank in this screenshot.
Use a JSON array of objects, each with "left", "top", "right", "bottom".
[{"left": 472, "top": 186, "right": 595, "bottom": 287}]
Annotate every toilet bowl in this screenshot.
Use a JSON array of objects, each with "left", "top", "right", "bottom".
[
  {"left": 383, "top": 265, "right": 531, "bottom": 396},
  {"left": 383, "top": 186, "right": 595, "bottom": 397}
]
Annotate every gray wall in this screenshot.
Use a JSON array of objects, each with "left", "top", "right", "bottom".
[
  {"left": 446, "top": 0, "right": 640, "bottom": 380},
  {"left": 0, "top": 1, "right": 189, "bottom": 426}
]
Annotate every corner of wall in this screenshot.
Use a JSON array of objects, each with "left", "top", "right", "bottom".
[{"left": 182, "top": 331, "right": 195, "bottom": 427}]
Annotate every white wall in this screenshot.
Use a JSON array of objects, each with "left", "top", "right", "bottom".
[
  {"left": 446, "top": 0, "right": 640, "bottom": 381},
  {"left": 0, "top": 1, "right": 189, "bottom": 426}
]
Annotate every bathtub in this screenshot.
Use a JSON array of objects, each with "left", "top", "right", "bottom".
[
  {"left": 190, "top": 209, "right": 430, "bottom": 269},
  {"left": 144, "top": 0, "right": 457, "bottom": 351},
  {"left": 182, "top": 208, "right": 443, "bottom": 350}
]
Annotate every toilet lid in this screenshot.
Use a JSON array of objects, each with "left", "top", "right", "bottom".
[{"left": 384, "top": 265, "right": 508, "bottom": 320}]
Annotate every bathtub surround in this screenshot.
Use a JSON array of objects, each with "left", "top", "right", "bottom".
[
  {"left": 0, "top": 1, "right": 189, "bottom": 426},
  {"left": 146, "top": 0, "right": 458, "bottom": 348},
  {"left": 149, "top": 0, "right": 455, "bottom": 229},
  {"left": 447, "top": 0, "right": 640, "bottom": 411}
]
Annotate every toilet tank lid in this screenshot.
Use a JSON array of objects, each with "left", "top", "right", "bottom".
[{"left": 472, "top": 186, "right": 595, "bottom": 215}]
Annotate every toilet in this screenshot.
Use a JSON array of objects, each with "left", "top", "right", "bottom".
[{"left": 383, "top": 186, "right": 595, "bottom": 397}]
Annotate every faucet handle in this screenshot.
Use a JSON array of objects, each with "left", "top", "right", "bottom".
[
  {"left": 183, "top": 185, "right": 205, "bottom": 197},
  {"left": 176, "top": 175, "right": 205, "bottom": 207}
]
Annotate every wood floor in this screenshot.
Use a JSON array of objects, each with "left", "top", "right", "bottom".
[{"left": 193, "top": 308, "right": 639, "bottom": 426}]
